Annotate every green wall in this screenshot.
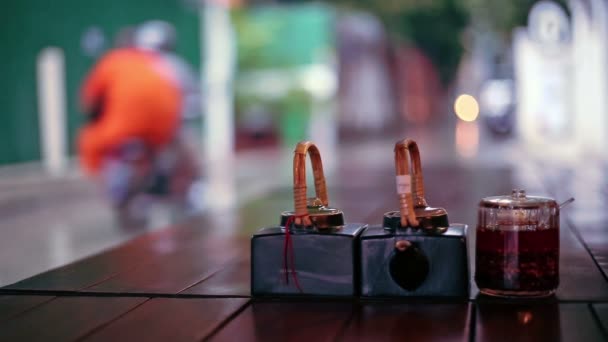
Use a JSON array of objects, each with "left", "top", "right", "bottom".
[{"left": 0, "top": 0, "right": 200, "bottom": 164}]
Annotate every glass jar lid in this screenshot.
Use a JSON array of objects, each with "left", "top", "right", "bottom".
[{"left": 479, "top": 189, "right": 558, "bottom": 210}]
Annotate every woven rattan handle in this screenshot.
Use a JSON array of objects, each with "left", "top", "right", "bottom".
[
  {"left": 394, "top": 140, "right": 419, "bottom": 227},
  {"left": 293, "top": 141, "right": 328, "bottom": 226},
  {"left": 401, "top": 139, "right": 428, "bottom": 208}
]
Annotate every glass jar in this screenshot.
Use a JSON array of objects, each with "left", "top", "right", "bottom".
[{"left": 475, "top": 189, "right": 564, "bottom": 298}]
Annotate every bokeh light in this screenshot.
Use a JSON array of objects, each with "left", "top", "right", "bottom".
[{"left": 454, "top": 94, "right": 479, "bottom": 122}]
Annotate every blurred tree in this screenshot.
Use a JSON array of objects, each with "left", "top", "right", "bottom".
[
  {"left": 324, "top": 0, "right": 568, "bottom": 85},
  {"left": 232, "top": 4, "right": 334, "bottom": 69},
  {"left": 397, "top": 2, "right": 468, "bottom": 86},
  {"left": 332, "top": 0, "right": 469, "bottom": 87},
  {"left": 231, "top": 4, "right": 334, "bottom": 147}
]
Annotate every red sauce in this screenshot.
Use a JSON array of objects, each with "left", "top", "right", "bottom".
[{"left": 475, "top": 226, "right": 559, "bottom": 293}]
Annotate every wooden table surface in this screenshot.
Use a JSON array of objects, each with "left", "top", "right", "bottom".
[{"left": 1, "top": 161, "right": 607, "bottom": 341}]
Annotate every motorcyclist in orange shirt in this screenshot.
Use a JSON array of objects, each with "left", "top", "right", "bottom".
[
  {"left": 78, "top": 28, "right": 187, "bottom": 221},
  {"left": 79, "top": 48, "right": 181, "bottom": 175}
]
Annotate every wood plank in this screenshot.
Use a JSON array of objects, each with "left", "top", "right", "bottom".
[
  {"left": 83, "top": 298, "right": 249, "bottom": 342},
  {"left": 565, "top": 217, "right": 608, "bottom": 278},
  {"left": 589, "top": 243, "right": 608, "bottom": 278},
  {"left": 476, "top": 302, "right": 605, "bottom": 342},
  {"left": 3, "top": 239, "right": 152, "bottom": 292},
  {"left": 539, "top": 163, "right": 607, "bottom": 254},
  {"left": 2, "top": 223, "right": 212, "bottom": 292},
  {"left": 2, "top": 187, "right": 306, "bottom": 293},
  {"left": 0, "top": 296, "right": 146, "bottom": 341},
  {"left": 181, "top": 258, "right": 250, "bottom": 296},
  {"left": 209, "top": 301, "right": 354, "bottom": 342},
  {"left": 592, "top": 303, "right": 608, "bottom": 337},
  {"left": 0, "top": 295, "right": 54, "bottom": 322},
  {"left": 86, "top": 236, "right": 248, "bottom": 294},
  {"left": 339, "top": 302, "right": 471, "bottom": 341},
  {"left": 555, "top": 221, "right": 608, "bottom": 301},
  {"left": 526, "top": 162, "right": 608, "bottom": 300}
]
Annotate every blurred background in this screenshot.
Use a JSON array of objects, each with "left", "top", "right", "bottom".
[{"left": 1, "top": 0, "right": 606, "bottom": 285}]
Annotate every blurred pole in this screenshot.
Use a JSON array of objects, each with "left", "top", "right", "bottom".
[
  {"left": 571, "top": 0, "right": 608, "bottom": 156},
  {"left": 201, "top": 1, "right": 235, "bottom": 162},
  {"left": 305, "top": 64, "right": 338, "bottom": 173},
  {"left": 37, "top": 47, "right": 67, "bottom": 176},
  {"left": 515, "top": 2, "right": 575, "bottom": 160},
  {"left": 570, "top": 1, "right": 594, "bottom": 152},
  {"left": 200, "top": 1, "right": 237, "bottom": 210}
]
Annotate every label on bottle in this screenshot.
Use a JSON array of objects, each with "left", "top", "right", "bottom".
[{"left": 396, "top": 175, "right": 411, "bottom": 194}]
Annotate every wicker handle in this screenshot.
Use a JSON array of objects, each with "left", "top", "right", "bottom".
[
  {"left": 293, "top": 141, "right": 328, "bottom": 226},
  {"left": 394, "top": 140, "right": 419, "bottom": 227},
  {"left": 401, "top": 139, "right": 428, "bottom": 207}
]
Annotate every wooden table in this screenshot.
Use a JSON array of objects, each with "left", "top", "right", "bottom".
[{"left": 1, "top": 163, "right": 607, "bottom": 341}]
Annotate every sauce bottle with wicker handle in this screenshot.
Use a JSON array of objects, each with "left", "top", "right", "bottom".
[{"left": 251, "top": 141, "right": 367, "bottom": 297}]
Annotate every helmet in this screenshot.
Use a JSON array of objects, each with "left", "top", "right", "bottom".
[{"left": 134, "top": 20, "right": 176, "bottom": 52}]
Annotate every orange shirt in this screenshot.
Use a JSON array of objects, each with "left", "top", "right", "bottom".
[{"left": 79, "top": 49, "right": 181, "bottom": 174}]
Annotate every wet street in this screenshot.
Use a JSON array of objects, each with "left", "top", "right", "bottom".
[{"left": 0, "top": 119, "right": 604, "bottom": 287}]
